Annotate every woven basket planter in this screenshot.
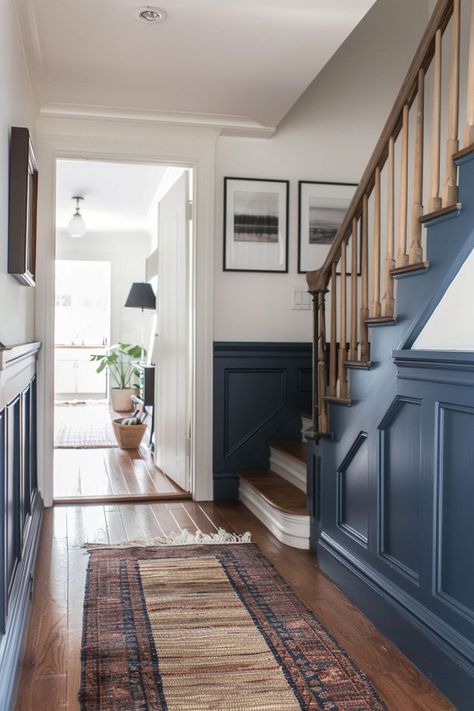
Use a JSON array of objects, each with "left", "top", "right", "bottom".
[{"left": 113, "top": 419, "right": 147, "bottom": 449}]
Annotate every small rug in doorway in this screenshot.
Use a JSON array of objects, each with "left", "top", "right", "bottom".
[
  {"left": 55, "top": 403, "right": 117, "bottom": 448},
  {"left": 80, "top": 535, "right": 386, "bottom": 710}
]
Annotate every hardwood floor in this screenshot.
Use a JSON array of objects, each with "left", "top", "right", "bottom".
[
  {"left": 15, "top": 501, "right": 453, "bottom": 711},
  {"left": 54, "top": 446, "right": 188, "bottom": 503}
]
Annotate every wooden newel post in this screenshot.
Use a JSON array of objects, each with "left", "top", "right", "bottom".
[
  {"left": 309, "top": 278, "right": 329, "bottom": 436},
  {"left": 316, "top": 289, "right": 329, "bottom": 435}
]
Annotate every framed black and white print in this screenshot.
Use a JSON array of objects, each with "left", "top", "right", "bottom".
[
  {"left": 298, "top": 181, "right": 357, "bottom": 273},
  {"left": 223, "top": 177, "right": 289, "bottom": 272}
]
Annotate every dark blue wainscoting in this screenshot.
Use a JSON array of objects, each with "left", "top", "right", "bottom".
[
  {"left": 0, "top": 363, "right": 43, "bottom": 709},
  {"left": 213, "top": 342, "right": 312, "bottom": 499},
  {"left": 309, "top": 351, "right": 474, "bottom": 708}
]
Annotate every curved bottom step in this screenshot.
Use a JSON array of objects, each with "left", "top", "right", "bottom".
[{"left": 238, "top": 471, "right": 310, "bottom": 550}]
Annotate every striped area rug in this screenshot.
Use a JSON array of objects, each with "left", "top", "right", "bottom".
[
  {"left": 80, "top": 540, "right": 386, "bottom": 710},
  {"left": 55, "top": 403, "right": 117, "bottom": 448}
]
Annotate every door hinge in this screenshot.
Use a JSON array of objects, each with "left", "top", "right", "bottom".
[{"left": 185, "top": 435, "right": 191, "bottom": 458}]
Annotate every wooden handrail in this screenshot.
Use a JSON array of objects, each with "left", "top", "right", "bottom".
[
  {"left": 306, "top": 0, "right": 471, "bottom": 437},
  {"left": 307, "top": 0, "right": 453, "bottom": 294}
]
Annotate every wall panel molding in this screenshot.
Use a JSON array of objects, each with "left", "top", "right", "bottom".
[
  {"left": 213, "top": 342, "right": 311, "bottom": 499},
  {"left": 378, "top": 396, "right": 422, "bottom": 583},
  {"left": 0, "top": 342, "right": 43, "bottom": 708},
  {"left": 336, "top": 432, "right": 369, "bottom": 548}
]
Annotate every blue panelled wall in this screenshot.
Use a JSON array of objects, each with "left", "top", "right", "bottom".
[
  {"left": 308, "top": 151, "right": 474, "bottom": 707},
  {"left": 0, "top": 347, "right": 43, "bottom": 709},
  {"left": 213, "top": 342, "right": 312, "bottom": 499}
]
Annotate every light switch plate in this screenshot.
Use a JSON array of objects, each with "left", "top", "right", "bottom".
[{"left": 291, "top": 288, "right": 311, "bottom": 310}]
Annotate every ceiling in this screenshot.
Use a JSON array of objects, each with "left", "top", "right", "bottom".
[
  {"left": 18, "top": 0, "right": 376, "bottom": 132},
  {"left": 56, "top": 159, "right": 168, "bottom": 233}
]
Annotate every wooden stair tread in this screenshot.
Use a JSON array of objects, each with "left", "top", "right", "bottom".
[
  {"left": 390, "top": 261, "right": 429, "bottom": 278},
  {"left": 269, "top": 440, "right": 307, "bottom": 463},
  {"left": 238, "top": 470, "right": 308, "bottom": 516},
  {"left": 365, "top": 316, "right": 397, "bottom": 326},
  {"left": 419, "top": 203, "right": 461, "bottom": 224},
  {"left": 325, "top": 395, "right": 352, "bottom": 406},
  {"left": 345, "top": 360, "right": 371, "bottom": 369}
]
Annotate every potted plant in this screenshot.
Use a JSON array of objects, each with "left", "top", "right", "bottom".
[{"left": 91, "top": 343, "right": 143, "bottom": 412}]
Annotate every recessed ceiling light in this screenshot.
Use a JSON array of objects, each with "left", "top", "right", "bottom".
[{"left": 135, "top": 6, "right": 167, "bottom": 24}]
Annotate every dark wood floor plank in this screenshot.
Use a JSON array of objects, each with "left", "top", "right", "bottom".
[
  {"left": 66, "top": 547, "right": 88, "bottom": 710},
  {"left": 66, "top": 505, "right": 108, "bottom": 547},
  {"left": 119, "top": 503, "right": 163, "bottom": 541},
  {"left": 199, "top": 501, "right": 238, "bottom": 533},
  {"left": 54, "top": 442, "right": 187, "bottom": 504},
  {"left": 16, "top": 511, "right": 69, "bottom": 710},
  {"left": 149, "top": 503, "right": 182, "bottom": 536},
  {"left": 103, "top": 449, "right": 130, "bottom": 496},
  {"left": 104, "top": 506, "right": 128, "bottom": 544},
  {"left": 164, "top": 503, "right": 198, "bottom": 533},
  {"left": 15, "top": 502, "right": 453, "bottom": 711},
  {"left": 182, "top": 502, "right": 220, "bottom": 534}
]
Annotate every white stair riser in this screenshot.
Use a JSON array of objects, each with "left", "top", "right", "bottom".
[
  {"left": 239, "top": 481, "right": 310, "bottom": 550},
  {"left": 270, "top": 448, "right": 306, "bottom": 492}
]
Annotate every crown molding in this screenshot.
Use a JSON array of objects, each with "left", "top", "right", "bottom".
[{"left": 38, "top": 103, "right": 276, "bottom": 138}]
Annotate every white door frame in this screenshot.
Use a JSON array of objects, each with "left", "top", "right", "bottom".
[{"left": 35, "top": 117, "right": 219, "bottom": 505}]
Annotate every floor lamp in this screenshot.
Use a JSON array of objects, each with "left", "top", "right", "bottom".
[{"left": 124, "top": 282, "right": 156, "bottom": 362}]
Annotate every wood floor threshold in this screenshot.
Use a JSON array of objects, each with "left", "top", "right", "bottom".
[{"left": 53, "top": 492, "right": 192, "bottom": 506}]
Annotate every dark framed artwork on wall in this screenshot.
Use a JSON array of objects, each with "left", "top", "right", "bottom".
[
  {"left": 223, "top": 177, "right": 289, "bottom": 272},
  {"left": 8, "top": 127, "right": 38, "bottom": 286},
  {"left": 298, "top": 180, "right": 357, "bottom": 274}
]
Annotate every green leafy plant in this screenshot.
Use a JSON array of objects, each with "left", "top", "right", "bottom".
[{"left": 90, "top": 343, "right": 144, "bottom": 389}]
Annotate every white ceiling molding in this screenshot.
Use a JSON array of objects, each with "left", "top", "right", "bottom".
[
  {"left": 39, "top": 103, "right": 275, "bottom": 138},
  {"left": 19, "top": 0, "right": 377, "bottom": 134}
]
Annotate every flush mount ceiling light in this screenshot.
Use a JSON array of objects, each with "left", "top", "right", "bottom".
[
  {"left": 68, "top": 196, "right": 87, "bottom": 238},
  {"left": 135, "top": 6, "right": 167, "bottom": 24}
]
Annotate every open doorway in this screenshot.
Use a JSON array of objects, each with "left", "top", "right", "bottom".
[{"left": 53, "top": 159, "right": 193, "bottom": 504}]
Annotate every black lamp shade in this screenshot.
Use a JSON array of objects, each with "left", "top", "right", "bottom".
[{"left": 124, "top": 282, "right": 156, "bottom": 310}]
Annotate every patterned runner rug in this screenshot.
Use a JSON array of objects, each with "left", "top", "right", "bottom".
[
  {"left": 55, "top": 403, "right": 117, "bottom": 448},
  {"left": 80, "top": 536, "right": 385, "bottom": 710}
]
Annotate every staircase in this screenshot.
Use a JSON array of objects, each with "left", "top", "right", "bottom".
[
  {"left": 238, "top": 414, "right": 310, "bottom": 549},
  {"left": 301, "top": 1, "right": 474, "bottom": 708}
]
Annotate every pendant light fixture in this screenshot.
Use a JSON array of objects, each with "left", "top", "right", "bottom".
[{"left": 68, "top": 196, "right": 87, "bottom": 238}]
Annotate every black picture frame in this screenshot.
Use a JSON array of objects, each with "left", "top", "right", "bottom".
[
  {"left": 223, "top": 177, "right": 289, "bottom": 273},
  {"left": 8, "top": 127, "right": 38, "bottom": 287},
  {"left": 298, "top": 180, "right": 357, "bottom": 275}
]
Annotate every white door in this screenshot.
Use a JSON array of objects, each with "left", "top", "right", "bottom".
[{"left": 155, "top": 171, "right": 191, "bottom": 491}]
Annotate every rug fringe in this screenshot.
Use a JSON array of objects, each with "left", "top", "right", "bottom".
[{"left": 83, "top": 527, "right": 252, "bottom": 549}]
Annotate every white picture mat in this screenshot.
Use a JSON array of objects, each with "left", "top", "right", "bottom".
[
  {"left": 224, "top": 179, "right": 288, "bottom": 271},
  {"left": 299, "top": 182, "right": 356, "bottom": 272}
]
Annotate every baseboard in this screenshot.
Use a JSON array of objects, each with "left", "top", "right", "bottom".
[
  {"left": 0, "top": 493, "right": 43, "bottom": 710},
  {"left": 317, "top": 537, "right": 474, "bottom": 710},
  {"left": 213, "top": 473, "right": 239, "bottom": 500}
]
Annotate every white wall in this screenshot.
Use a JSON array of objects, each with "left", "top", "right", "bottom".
[
  {"left": 0, "top": 0, "right": 37, "bottom": 345},
  {"left": 56, "top": 229, "right": 152, "bottom": 348},
  {"left": 414, "top": 247, "right": 474, "bottom": 351},
  {"left": 214, "top": 0, "right": 431, "bottom": 343}
]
